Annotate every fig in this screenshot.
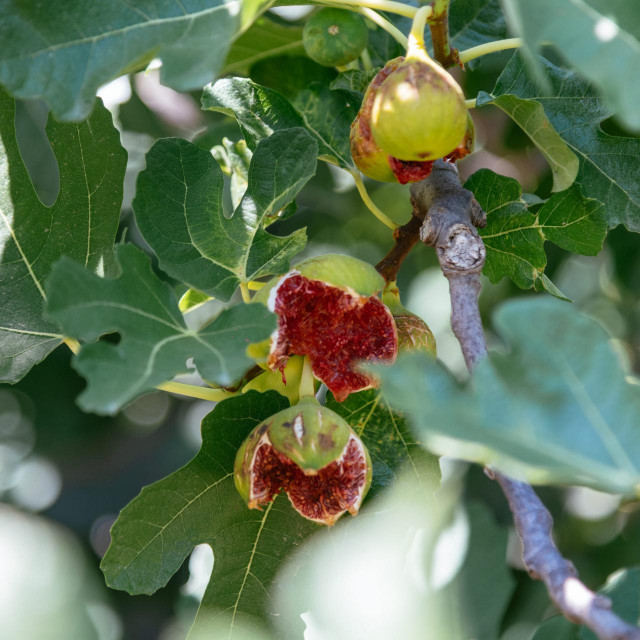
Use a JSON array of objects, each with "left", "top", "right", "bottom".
[
  {"left": 370, "top": 47, "right": 467, "bottom": 162},
  {"left": 444, "top": 112, "right": 475, "bottom": 163},
  {"left": 303, "top": 8, "right": 368, "bottom": 68},
  {"left": 253, "top": 254, "right": 398, "bottom": 402},
  {"left": 350, "top": 57, "right": 433, "bottom": 184},
  {"left": 383, "top": 283, "right": 436, "bottom": 356},
  {"left": 234, "top": 397, "right": 372, "bottom": 525}
]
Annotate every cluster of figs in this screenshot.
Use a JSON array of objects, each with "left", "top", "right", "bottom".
[
  {"left": 234, "top": 8, "right": 467, "bottom": 525},
  {"left": 303, "top": 7, "right": 473, "bottom": 184},
  {"left": 234, "top": 255, "right": 436, "bottom": 526}
]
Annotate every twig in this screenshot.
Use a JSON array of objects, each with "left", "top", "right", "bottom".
[
  {"left": 410, "top": 160, "right": 640, "bottom": 640},
  {"left": 428, "top": 0, "right": 459, "bottom": 67},
  {"left": 375, "top": 214, "right": 422, "bottom": 283}
]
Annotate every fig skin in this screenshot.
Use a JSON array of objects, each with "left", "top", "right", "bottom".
[
  {"left": 371, "top": 52, "right": 467, "bottom": 162},
  {"left": 303, "top": 8, "right": 368, "bottom": 67}
]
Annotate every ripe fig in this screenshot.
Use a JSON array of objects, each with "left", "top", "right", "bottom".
[
  {"left": 443, "top": 112, "right": 475, "bottom": 163},
  {"left": 303, "top": 8, "right": 368, "bottom": 68},
  {"left": 234, "top": 397, "right": 372, "bottom": 525},
  {"left": 350, "top": 57, "right": 433, "bottom": 184},
  {"left": 253, "top": 254, "right": 398, "bottom": 402},
  {"left": 383, "top": 283, "right": 436, "bottom": 356},
  {"left": 370, "top": 47, "right": 467, "bottom": 162}
]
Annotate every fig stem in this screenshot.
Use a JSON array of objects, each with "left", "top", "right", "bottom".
[
  {"left": 458, "top": 37, "right": 522, "bottom": 63},
  {"left": 63, "top": 337, "right": 80, "bottom": 354},
  {"left": 465, "top": 98, "right": 476, "bottom": 109},
  {"left": 350, "top": 170, "right": 399, "bottom": 231},
  {"left": 315, "top": 0, "right": 417, "bottom": 19},
  {"left": 407, "top": 5, "right": 433, "bottom": 57},
  {"left": 240, "top": 282, "right": 252, "bottom": 303},
  {"left": 62, "top": 336, "right": 239, "bottom": 402},
  {"left": 352, "top": 6, "right": 408, "bottom": 48},
  {"left": 299, "top": 356, "right": 316, "bottom": 399},
  {"left": 360, "top": 47, "right": 373, "bottom": 72}
]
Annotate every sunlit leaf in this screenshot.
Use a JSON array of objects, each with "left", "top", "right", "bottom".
[
  {"left": 133, "top": 129, "right": 316, "bottom": 301},
  {"left": 0, "top": 88, "right": 126, "bottom": 383},
  {"left": 46, "top": 244, "right": 275, "bottom": 414}
]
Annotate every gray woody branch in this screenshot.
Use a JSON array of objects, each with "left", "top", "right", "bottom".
[{"left": 410, "top": 160, "right": 640, "bottom": 640}]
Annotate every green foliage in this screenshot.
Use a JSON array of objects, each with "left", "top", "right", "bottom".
[
  {"left": 46, "top": 245, "right": 275, "bottom": 415},
  {"left": 0, "top": 0, "right": 263, "bottom": 121},
  {"left": 503, "top": 0, "right": 640, "bottom": 131},
  {"left": 0, "top": 89, "right": 126, "bottom": 383},
  {"left": 478, "top": 53, "right": 640, "bottom": 231},
  {"left": 133, "top": 129, "right": 315, "bottom": 300},
  {"left": 101, "top": 391, "right": 318, "bottom": 637},
  {"left": 466, "top": 170, "right": 606, "bottom": 296},
  {"left": 202, "top": 77, "right": 357, "bottom": 168},
  {"left": 379, "top": 297, "right": 640, "bottom": 495}
]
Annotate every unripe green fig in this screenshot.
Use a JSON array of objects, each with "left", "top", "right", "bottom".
[
  {"left": 371, "top": 49, "right": 467, "bottom": 162},
  {"left": 234, "top": 397, "right": 372, "bottom": 525},
  {"left": 303, "top": 8, "right": 368, "bottom": 68}
]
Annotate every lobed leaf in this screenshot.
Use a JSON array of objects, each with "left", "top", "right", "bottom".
[
  {"left": 478, "top": 54, "right": 640, "bottom": 231},
  {"left": 202, "top": 77, "right": 357, "bottom": 169},
  {"left": 379, "top": 297, "right": 640, "bottom": 495},
  {"left": 0, "top": 88, "right": 126, "bottom": 383},
  {"left": 0, "top": 0, "right": 262, "bottom": 121},
  {"left": 133, "top": 129, "right": 316, "bottom": 301},
  {"left": 466, "top": 169, "right": 606, "bottom": 296},
  {"left": 502, "top": 0, "right": 640, "bottom": 131},
  {"left": 46, "top": 244, "right": 276, "bottom": 415},
  {"left": 101, "top": 391, "right": 319, "bottom": 638}
]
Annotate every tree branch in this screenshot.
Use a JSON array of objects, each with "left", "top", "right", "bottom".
[{"left": 410, "top": 160, "right": 640, "bottom": 640}]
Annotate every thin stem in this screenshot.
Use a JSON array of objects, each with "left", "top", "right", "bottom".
[
  {"left": 63, "top": 337, "right": 80, "bottom": 355},
  {"left": 350, "top": 170, "right": 398, "bottom": 231},
  {"left": 458, "top": 37, "right": 522, "bottom": 63},
  {"left": 316, "top": 0, "right": 417, "bottom": 18},
  {"left": 354, "top": 6, "right": 408, "bottom": 48},
  {"left": 465, "top": 98, "right": 476, "bottom": 109},
  {"left": 298, "top": 356, "right": 316, "bottom": 399},
  {"left": 247, "top": 281, "right": 266, "bottom": 291},
  {"left": 62, "top": 338, "right": 237, "bottom": 402},
  {"left": 408, "top": 5, "right": 433, "bottom": 55},
  {"left": 360, "top": 47, "right": 373, "bottom": 72},
  {"left": 240, "top": 282, "right": 252, "bottom": 303},
  {"left": 427, "top": 0, "right": 458, "bottom": 67},
  {"left": 156, "top": 381, "right": 236, "bottom": 402}
]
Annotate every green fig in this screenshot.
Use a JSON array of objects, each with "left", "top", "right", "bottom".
[
  {"left": 371, "top": 47, "right": 467, "bottom": 162},
  {"left": 234, "top": 397, "right": 372, "bottom": 525},
  {"left": 303, "top": 8, "right": 368, "bottom": 68}
]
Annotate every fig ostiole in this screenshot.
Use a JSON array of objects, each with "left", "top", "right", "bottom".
[
  {"left": 234, "top": 397, "right": 372, "bottom": 525},
  {"left": 303, "top": 8, "right": 368, "bottom": 68},
  {"left": 252, "top": 254, "right": 398, "bottom": 402},
  {"left": 370, "top": 37, "right": 467, "bottom": 162}
]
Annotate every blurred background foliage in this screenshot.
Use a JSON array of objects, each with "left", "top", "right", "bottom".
[{"left": 2, "top": 7, "right": 640, "bottom": 640}]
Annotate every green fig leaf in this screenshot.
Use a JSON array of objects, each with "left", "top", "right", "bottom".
[
  {"left": 100, "top": 391, "right": 319, "bottom": 639},
  {"left": 0, "top": 0, "right": 265, "bottom": 121},
  {"left": 502, "top": 0, "right": 640, "bottom": 132},
  {"left": 379, "top": 297, "right": 640, "bottom": 495},
  {"left": 465, "top": 170, "right": 606, "bottom": 296},
  {"left": 133, "top": 129, "right": 316, "bottom": 301},
  {"left": 478, "top": 53, "right": 640, "bottom": 231},
  {"left": 0, "top": 88, "right": 126, "bottom": 383},
  {"left": 326, "top": 389, "right": 441, "bottom": 498},
  {"left": 46, "top": 244, "right": 276, "bottom": 415}
]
